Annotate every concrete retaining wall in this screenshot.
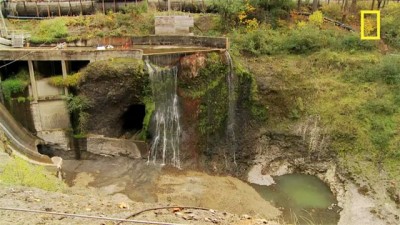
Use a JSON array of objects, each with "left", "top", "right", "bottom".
[
  {"left": 37, "top": 130, "right": 70, "bottom": 150},
  {"left": 37, "top": 79, "right": 64, "bottom": 97},
  {"left": 86, "top": 135, "right": 141, "bottom": 158},
  {"left": 132, "top": 35, "right": 228, "bottom": 49},
  {"left": 155, "top": 16, "right": 194, "bottom": 35},
  {"left": 0, "top": 49, "right": 143, "bottom": 61}
]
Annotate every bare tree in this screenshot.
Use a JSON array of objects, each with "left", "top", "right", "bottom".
[
  {"left": 312, "top": 0, "right": 318, "bottom": 11},
  {"left": 382, "top": 0, "right": 388, "bottom": 8},
  {"left": 377, "top": 0, "right": 383, "bottom": 8},
  {"left": 350, "top": 0, "right": 357, "bottom": 13},
  {"left": 341, "top": 0, "right": 349, "bottom": 22},
  {"left": 371, "top": 0, "right": 376, "bottom": 9}
]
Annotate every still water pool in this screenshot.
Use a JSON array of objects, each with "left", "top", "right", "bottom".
[{"left": 251, "top": 174, "right": 340, "bottom": 225}]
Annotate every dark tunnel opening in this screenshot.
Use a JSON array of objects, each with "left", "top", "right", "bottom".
[{"left": 121, "top": 104, "right": 146, "bottom": 133}]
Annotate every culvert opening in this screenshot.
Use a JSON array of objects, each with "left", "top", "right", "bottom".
[
  {"left": 37, "top": 144, "right": 54, "bottom": 157},
  {"left": 121, "top": 104, "right": 146, "bottom": 134}
]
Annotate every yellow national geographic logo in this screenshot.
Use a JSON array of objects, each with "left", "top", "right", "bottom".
[{"left": 360, "top": 10, "right": 381, "bottom": 40}]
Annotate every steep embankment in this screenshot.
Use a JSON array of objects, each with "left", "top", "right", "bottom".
[
  {"left": 239, "top": 52, "right": 400, "bottom": 224},
  {"left": 0, "top": 103, "right": 52, "bottom": 165}
]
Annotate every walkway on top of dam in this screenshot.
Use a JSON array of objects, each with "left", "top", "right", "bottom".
[{"left": 0, "top": 35, "right": 229, "bottom": 61}]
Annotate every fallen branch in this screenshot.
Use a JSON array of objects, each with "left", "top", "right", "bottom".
[
  {"left": 117, "top": 206, "right": 212, "bottom": 225},
  {"left": 0, "top": 206, "right": 186, "bottom": 225},
  {"left": 294, "top": 12, "right": 355, "bottom": 32}
]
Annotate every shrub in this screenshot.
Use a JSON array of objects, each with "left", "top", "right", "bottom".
[
  {"left": 211, "top": 0, "right": 246, "bottom": 29},
  {"left": 249, "top": 0, "right": 294, "bottom": 26},
  {"left": 30, "top": 18, "right": 68, "bottom": 43},
  {"left": 284, "top": 25, "right": 326, "bottom": 54},
  {"left": 66, "top": 94, "right": 92, "bottom": 135},
  {"left": 235, "top": 27, "right": 280, "bottom": 55},
  {"left": 120, "top": 1, "right": 148, "bottom": 15},
  {"left": 341, "top": 34, "right": 376, "bottom": 51},
  {"left": 309, "top": 11, "right": 324, "bottom": 27},
  {"left": 49, "top": 72, "right": 82, "bottom": 88},
  {"left": 356, "top": 55, "right": 400, "bottom": 84},
  {"left": 1, "top": 79, "right": 28, "bottom": 101},
  {"left": 0, "top": 157, "right": 65, "bottom": 192},
  {"left": 381, "top": 15, "right": 400, "bottom": 48}
]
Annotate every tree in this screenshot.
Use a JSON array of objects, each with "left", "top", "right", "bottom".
[
  {"left": 371, "top": 0, "right": 376, "bottom": 9},
  {"left": 341, "top": 0, "right": 349, "bottom": 22},
  {"left": 377, "top": 0, "right": 383, "bottom": 9},
  {"left": 350, "top": 0, "right": 357, "bottom": 13},
  {"left": 312, "top": 0, "right": 318, "bottom": 12}
]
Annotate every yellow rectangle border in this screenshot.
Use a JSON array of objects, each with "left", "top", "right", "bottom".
[{"left": 361, "top": 10, "right": 380, "bottom": 40}]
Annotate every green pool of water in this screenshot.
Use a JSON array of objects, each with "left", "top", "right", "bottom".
[{"left": 251, "top": 174, "right": 340, "bottom": 225}]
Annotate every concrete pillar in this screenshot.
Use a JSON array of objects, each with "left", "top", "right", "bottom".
[
  {"left": 61, "top": 60, "right": 68, "bottom": 95},
  {"left": 28, "top": 60, "right": 38, "bottom": 102}
]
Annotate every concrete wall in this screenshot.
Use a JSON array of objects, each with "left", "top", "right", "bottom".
[
  {"left": 132, "top": 35, "right": 228, "bottom": 49},
  {"left": 37, "top": 79, "right": 64, "bottom": 97},
  {"left": 30, "top": 100, "right": 71, "bottom": 150},
  {"left": 37, "top": 101, "right": 70, "bottom": 130},
  {"left": 155, "top": 16, "right": 194, "bottom": 35},
  {"left": 37, "top": 130, "right": 70, "bottom": 150},
  {"left": 0, "top": 49, "right": 143, "bottom": 61}
]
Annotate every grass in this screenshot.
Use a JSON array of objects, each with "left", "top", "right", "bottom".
[{"left": 0, "top": 157, "right": 65, "bottom": 192}]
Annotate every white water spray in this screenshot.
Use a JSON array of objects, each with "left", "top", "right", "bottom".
[
  {"left": 146, "top": 61, "right": 181, "bottom": 168},
  {"left": 225, "top": 51, "right": 237, "bottom": 165}
]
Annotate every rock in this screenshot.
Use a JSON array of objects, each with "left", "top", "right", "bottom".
[
  {"left": 247, "top": 164, "right": 275, "bottom": 186},
  {"left": 172, "top": 207, "right": 182, "bottom": 213},
  {"left": 179, "top": 53, "right": 206, "bottom": 80},
  {"left": 241, "top": 214, "right": 251, "bottom": 220},
  {"left": 118, "top": 202, "right": 129, "bottom": 209},
  {"left": 387, "top": 186, "right": 400, "bottom": 204},
  {"left": 86, "top": 135, "right": 141, "bottom": 158}
]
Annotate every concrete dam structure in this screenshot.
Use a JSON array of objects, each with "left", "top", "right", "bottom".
[
  {"left": 0, "top": 35, "right": 228, "bottom": 166},
  {"left": 0, "top": 102, "right": 52, "bottom": 165}
]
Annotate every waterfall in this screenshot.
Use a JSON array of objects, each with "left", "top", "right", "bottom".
[
  {"left": 146, "top": 61, "right": 181, "bottom": 168},
  {"left": 225, "top": 51, "right": 237, "bottom": 165}
]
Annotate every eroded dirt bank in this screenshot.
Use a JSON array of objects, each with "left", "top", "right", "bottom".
[{"left": 0, "top": 151, "right": 281, "bottom": 225}]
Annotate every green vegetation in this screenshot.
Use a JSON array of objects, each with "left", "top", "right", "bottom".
[
  {"left": 1, "top": 69, "right": 29, "bottom": 102},
  {"left": 49, "top": 72, "right": 82, "bottom": 88},
  {"left": 66, "top": 94, "right": 91, "bottom": 136},
  {"left": 179, "top": 53, "right": 229, "bottom": 136},
  {"left": 0, "top": 157, "right": 65, "bottom": 191},
  {"left": 1, "top": 79, "right": 28, "bottom": 101},
  {"left": 381, "top": 5, "right": 400, "bottom": 49},
  {"left": 82, "top": 58, "right": 145, "bottom": 80},
  {"left": 231, "top": 23, "right": 375, "bottom": 56},
  {"left": 139, "top": 96, "right": 155, "bottom": 140},
  {"left": 30, "top": 18, "right": 68, "bottom": 43},
  {"left": 236, "top": 65, "right": 267, "bottom": 121}
]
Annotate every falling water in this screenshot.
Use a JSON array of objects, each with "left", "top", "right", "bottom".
[
  {"left": 225, "top": 51, "right": 237, "bottom": 165},
  {"left": 146, "top": 61, "right": 181, "bottom": 168}
]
